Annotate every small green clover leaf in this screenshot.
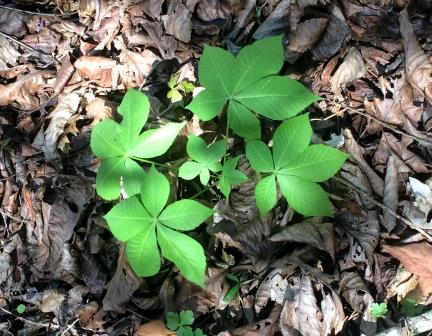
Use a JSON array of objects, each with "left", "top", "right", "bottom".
[
  {"left": 401, "top": 298, "right": 423, "bottom": 317},
  {"left": 16, "top": 304, "right": 26, "bottom": 314},
  {"left": 166, "top": 310, "right": 205, "bottom": 336},
  {"left": 167, "top": 74, "right": 196, "bottom": 103},
  {"left": 104, "top": 166, "right": 213, "bottom": 287},
  {"left": 91, "top": 88, "right": 185, "bottom": 200},
  {"left": 371, "top": 302, "right": 388, "bottom": 319},
  {"left": 246, "top": 114, "right": 348, "bottom": 216},
  {"left": 179, "top": 310, "right": 194, "bottom": 326},
  {"left": 187, "top": 36, "right": 319, "bottom": 139},
  {"left": 166, "top": 311, "right": 182, "bottom": 330},
  {"left": 218, "top": 157, "right": 248, "bottom": 198},
  {"left": 179, "top": 135, "right": 226, "bottom": 185}
]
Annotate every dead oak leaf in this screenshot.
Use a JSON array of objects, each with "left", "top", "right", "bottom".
[{"left": 383, "top": 242, "right": 432, "bottom": 297}]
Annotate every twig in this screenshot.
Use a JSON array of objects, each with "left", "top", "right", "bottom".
[
  {"left": 59, "top": 318, "right": 79, "bottom": 336},
  {"left": 0, "top": 4, "right": 58, "bottom": 16},
  {"left": 0, "top": 306, "right": 59, "bottom": 329},
  {"left": 332, "top": 176, "right": 432, "bottom": 243},
  {"left": 328, "top": 102, "right": 432, "bottom": 146}
]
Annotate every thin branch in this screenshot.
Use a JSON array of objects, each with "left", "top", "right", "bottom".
[
  {"left": 332, "top": 176, "right": 432, "bottom": 243},
  {"left": 0, "top": 4, "right": 58, "bottom": 16},
  {"left": 0, "top": 306, "right": 59, "bottom": 329}
]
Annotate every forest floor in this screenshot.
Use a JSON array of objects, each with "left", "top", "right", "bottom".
[{"left": 0, "top": 0, "right": 432, "bottom": 335}]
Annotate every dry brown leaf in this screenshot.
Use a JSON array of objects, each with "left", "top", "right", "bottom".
[
  {"left": 39, "top": 290, "right": 65, "bottom": 313},
  {"left": 285, "top": 18, "right": 328, "bottom": 63},
  {"left": 387, "top": 265, "right": 419, "bottom": 302},
  {"left": 383, "top": 242, "right": 432, "bottom": 298},
  {"left": 382, "top": 154, "right": 398, "bottom": 232},
  {"left": 31, "top": 93, "right": 81, "bottom": 162},
  {"left": 21, "top": 28, "right": 61, "bottom": 54},
  {"left": 85, "top": 97, "right": 114, "bottom": 125},
  {"left": 0, "top": 70, "right": 54, "bottom": 110},
  {"left": 0, "top": 8, "right": 27, "bottom": 37},
  {"left": 253, "top": 0, "right": 291, "bottom": 40},
  {"left": 0, "top": 35, "right": 21, "bottom": 71},
  {"left": 344, "top": 128, "right": 384, "bottom": 196},
  {"left": 163, "top": 2, "right": 192, "bottom": 43},
  {"left": 331, "top": 47, "right": 366, "bottom": 98},
  {"left": 400, "top": 177, "right": 432, "bottom": 230},
  {"left": 136, "top": 320, "right": 175, "bottom": 336},
  {"left": 399, "top": 9, "right": 432, "bottom": 104},
  {"left": 196, "top": 0, "right": 242, "bottom": 22},
  {"left": 270, "top": 220, "right": 336, "bottom": 261},
  {"left": 74, "top": 56, "right": 117, "bottom": 87},
  {"left": 102, "top": 247, "right": 143, "bottom": 313},
  {"left": 340, "top": 272, "right": 374, "bottom": 321},
  {"left": 280, "top": 275, "right": 345, "bottom": 336}
]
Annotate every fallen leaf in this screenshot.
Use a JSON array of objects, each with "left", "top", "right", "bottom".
[
  {"left": 39, "top": 290, "right": 65, "bottom": 313},
  {"left": 0, "top": 35, "right": 21, "bottom": 71},
  {"left": 285, "top": 18, "right": 328, "bottom": 63},
  {"left": 253, "top": 0, "right": 291, "bottom": 40},
  {"left": 382, "top": 154, "right": 398, "bottom": 232},
  {"left": 280, "top": 275, "right": 345, "bottom": 336},
  {"left": 270, "top": 220, "right": 336, "bottom": 261},
  {"left": 162, "top": 2, "right": 192, "bottom": 43},
  {"left": 400, "top": 177, "right": 432, "bottom": 230},
  {"left": 331, "top": 47, "right": 366, "bottom": 98},
  {"left": 399, "top": 9, "right": 432, "bottom": 104},
  {"left": 387, "top": 265, "right": 419, "bottom": 302},
  {"left": 74, "top": 56, "right": 117, "bottom": 88},
  {"left": 340, "top": 272, "right": 374, "bottom": 321},
  {"left": 136, "top": 319, "right": 175, "bottom": 336},
  {"left": 384, "top": 242, "right": 432, "bottom": 298}
]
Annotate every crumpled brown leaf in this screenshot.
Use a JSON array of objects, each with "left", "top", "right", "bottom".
[
  {"left": 163, "top": 1, "right": 192, "bottom": 43},
  {"left": 331, "top": 47, "right": 366, "bottom": 98},
  {"left": 102, "top": 247, "right": 144, "bottom": 313},
  {"left": 285, "top": 18, "right": 328, "bottom": 63},
  {"left": 280, "top": 275, "right": 345, "bottom": 336},
  {"left": 270, "top": 220, "right": 336, "bottom": 261},
  {"left": 136, "top": 320, "right": 175, "bottom": 336},
  {"left": 31, "top": 93, "right": 81, "bottom": 162},
  {"left": 253, "top": 0, "right": 291, "bottom": 40},
  {"left": 384, "top": 242, "right": 432, "bottom": 298},
  {"left": 340, "top": 272, "right": 374, "bottom": 321},
  {"left": 0, "top": 70, "right": 54, "bottom": 109},
  {"left": 0, "top": 35, "right": 21, "bottom": 71},
  {"left": 74, "top": 56, "right": 117, "bottom": 88},
  {"left": 399, "top": 9, "right": 432, "bottom": 104},
  {"left": 382, "top": 154, "right": 398, "bottom": 232},
  {"left": 400, "top": 177, "right": 432, "bottom": 230}
]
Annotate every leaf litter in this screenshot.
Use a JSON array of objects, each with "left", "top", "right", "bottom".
[{"left": 1, "top": 0, "right": 432, "bottom": 335}]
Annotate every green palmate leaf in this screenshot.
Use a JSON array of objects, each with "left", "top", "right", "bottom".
[
  {"left": 273, "top": 114, "right": 311, "bottom": 169},
  {"left": 141, "top": 165, "right": 169, "bottom": 217},
  {"left": 255, "top": 175, "right": 277, "bottom": 214},
  {"left": 199, "top": 169, "right": 210, "bottom": 185},
  {"left": 166, "top": 312, "right": 181, "bottom": 330},
  {"left": 126, "top": 223, "right": 160, "bottom": 276},
  {"left": 179, "top": 310, "right": 194, "bottom": 325},
  {"left": 128, "top": 122, "right": 186, "bottom": 158},
  {"left": 91, "top": 89, "right": 185, "bottom": 200},
  {"left": 167, "top": 88, "right": 183, "bottom": 103},
  {"left": 157, "top": 225, "right": 206, "bottom": 287},
  {"left": 235, "top": 76, "right": 319, "bottom": 120},
  {"left": 104, "top": 196, "right": 153, "bottom": 241},
  {"left": 371, "top": 302, "right": 388, "bottom": 319},
  {"left": 118, "top": 88, "right": 150, "bottom": 147},
  {"left": 179, "top": 161, "right": 204, "bottom": 180},
  {"left": 218, "top": 157, "right": 247, "bottom": 198},
  {"left": 279, "top": 145, "right": 349, "bottom": 182},
  {"left": 228, "top": 101, "right": 261, "bottom": 139},
  {"left": 277, "top": 174, "right": 332, "bottom": 216},
  {"left": 178, "top": 327, "right": 194, "bottom": 336},
  {"left": 187, "top": 36, "right": 318, "bottom": 136},
  {"left": 246, "top": 140, "right": 274, "bottom": 173},
  {"left": 159, "top": 200, "right": 213, "bottom": 231}
]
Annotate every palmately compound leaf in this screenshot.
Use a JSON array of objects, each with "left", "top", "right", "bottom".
[
  {"left": 90, "top": 88, "right": 185, "bottom": 200},
  {"left": 371, "top": 302, "right": 388, "bottom": 319},
  {"left": 187, "top": 36, "right": 319, "bottom": 139},
  {"left": 179, "top": 310, "right": 195, "bottom": 325},
  {"left": 177, "top": 327, "right": 194, "bottom": 336},
  {"left": 179, "top": 135, "right": 226, "bottom": 185},
  {"left": 159, "top": 199, "right": 213, "bottom": 231},
  {"left": 246, "top": 114, "right": 347, "bottom": 216},
  {"left": 103, "top": 166, "right": 212, "bottom": 287},
  {"left": 157, "top": 225, "right": 207, "bottom": 288},
  {"left": 218, "top": 157, "right": 248, "bottom": 198}
]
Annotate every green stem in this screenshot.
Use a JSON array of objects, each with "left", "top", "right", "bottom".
[
  {"left": 222, "top": 116, "right": 230, "bottom": 165},
  {"left": 131, "top": 156, "right": 178, "bottom": 170},
  {"left": 190, "top": 182, "right": 216, "bottom": 200}
]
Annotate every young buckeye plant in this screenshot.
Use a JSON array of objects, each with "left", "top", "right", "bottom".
[{"left": 91, "top": 35, "right": 347, "bottom": 287}]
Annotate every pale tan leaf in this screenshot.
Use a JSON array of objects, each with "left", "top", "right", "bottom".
[
  {"left": 136, "top": 320, "right": 175, "bottom": 336},
  {"left": 74, "top": 56, "right": 117, "bottom": 88},
  {"left": 387, "top": 266, "right": 419, "bottom": 302},
  {"left": 162, "top": 2, "right": 192, "bottom": 43},
  {"left": 382, "top": 154, "right": 398, "bottom": 232},
  {"left": 39, "top": 290, "right": 65, "bottom": 313},
  {"left": 340, "top": 272, "right": 374, "bottom": 321},
  {"left": 331, "top": 48, "right": 366, "bottom": 97}
]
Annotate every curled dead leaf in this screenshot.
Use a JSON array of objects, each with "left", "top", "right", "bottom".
[
  {"left": 136, "top": 320, "right": 175, "bottom": 336},
  {"left": 162, "top": 2, "right": 192, "bottom": 43}
]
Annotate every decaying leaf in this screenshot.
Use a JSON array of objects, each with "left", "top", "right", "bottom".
[
  {"left": 162, "top": 2, "right": 192, "bottom": 43},
  {"left": 387, "top": 265, "right": 419, "bottom": 302},
  {"left": 400, "top": 177, "right": 432, "bottom": 230},
  {"left": 270, "top": 220, "right": 336, "bottom": 261},
  {"left": 0, "top": 35, "right": 21, "bottom": 71},
  {"left": 340, "top": 272, "right": 374, "bottom": 321},
  {"left": 136, "top": 320, "right": 175, "bottom": 336},
  {"left": 382, "top": 154, "right": 398, "bottom": 232},
  {"left": 399, "top": 9, "right": 432, "bottom": 104},
  {"left": 384, "top": 242, "right": 432, "bottom": 298},
  {"left": 331, "top": 47, "right": 366, "bottom": 97},
  {"left": 280, "top": 275, "right": 345, "bottom": 336}
]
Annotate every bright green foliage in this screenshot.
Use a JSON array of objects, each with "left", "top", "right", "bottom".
[
  {"left": 91, "top": 89, "right": 185, "bottom": 200},
  {"left": 187, "top": 36, "right": 319, "bottom": 139},
  {"left": 246, "top": 114, "right": 348, "bottom": 216},
  {"left": 218, "top": 157, "right": 248, "bottom": 198},
  {"left": 166, "top": 310, "right": 206, "bottom": 336},
  {"left": 223, "top": 273, "right": 247, "bottom": 303},
  {"left": 371, "top": 302, "right": 388, "bottom": 319},
  {"left": 179, "top": 136, "right": 226, "bottom": 185},
  {"left": 16, "top": 304, "right": 26, "bottom": 314},
  {"left": 104, "top": 165, "right": 213, "bottom": 287},
  {"left": 167, "top": 73, "right": 196, "bottom": 103}
]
